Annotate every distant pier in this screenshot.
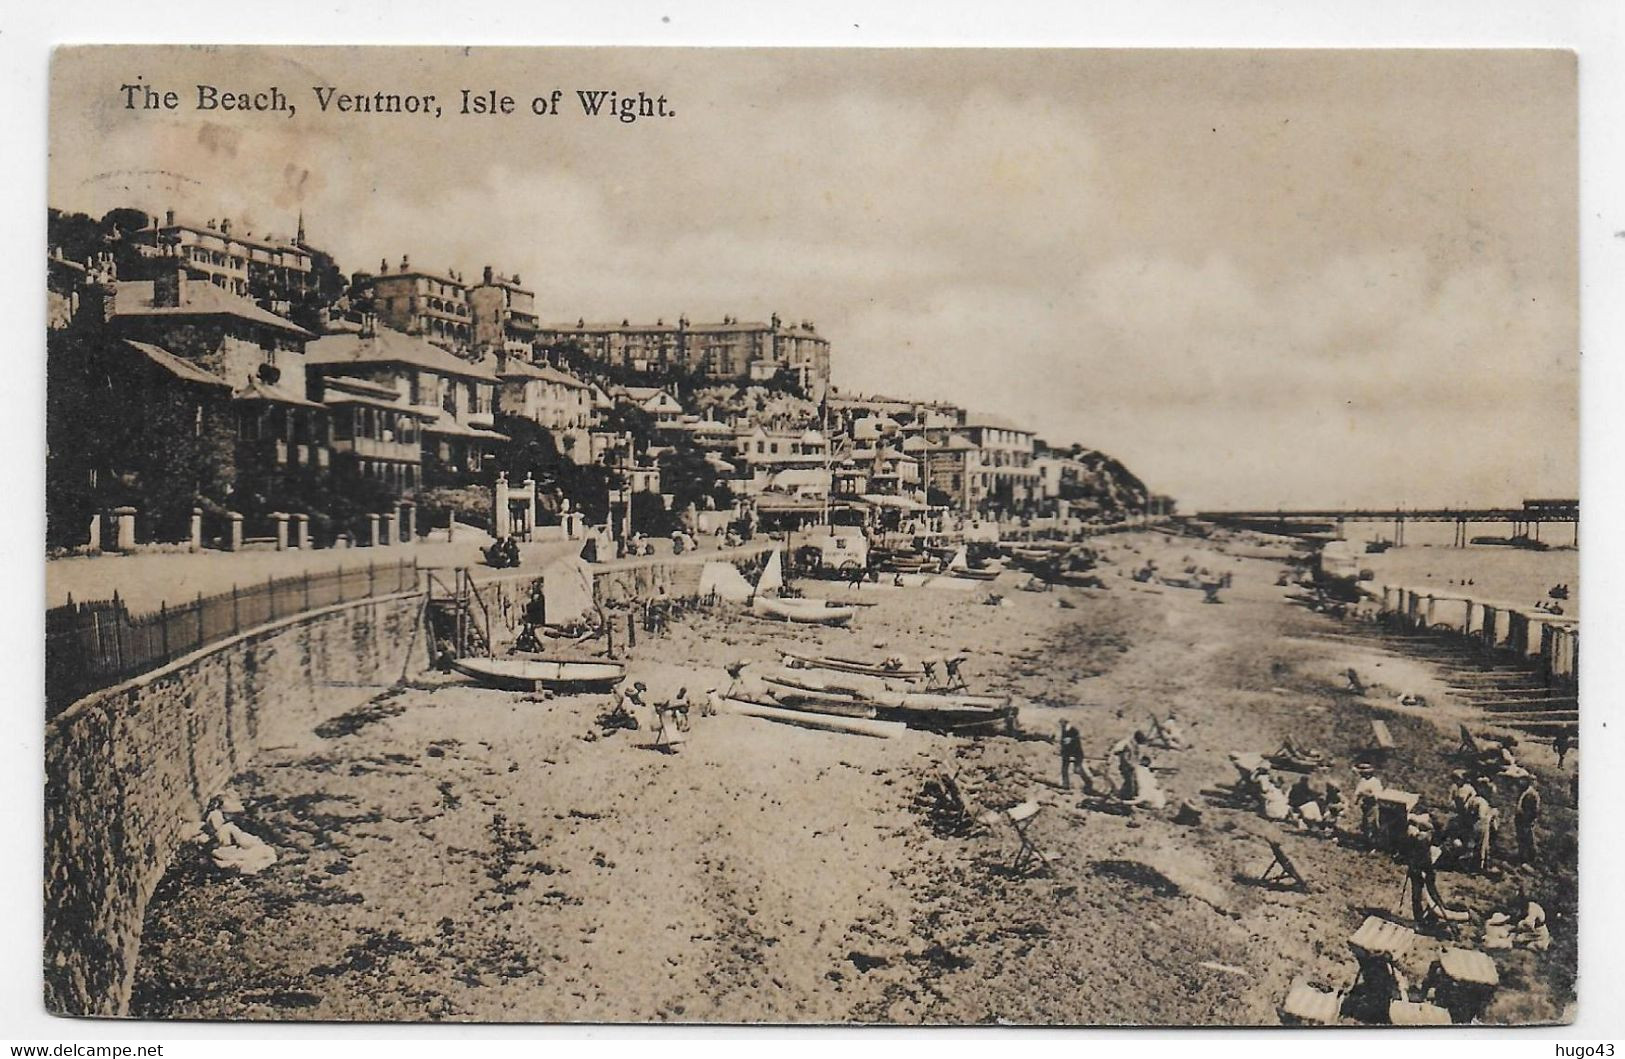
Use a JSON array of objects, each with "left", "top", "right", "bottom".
[{"left": 1195, "top": 499, "right": 1578, "bottom": 546}]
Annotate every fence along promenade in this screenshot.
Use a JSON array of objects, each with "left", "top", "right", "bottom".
[{"left": 45, "top": 558, "right": 420, "bottom": 717}]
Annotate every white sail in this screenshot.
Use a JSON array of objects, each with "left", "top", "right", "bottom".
[
  {"left": 948, "top": 545, "right": 970, "bottom": 570},
  {"left": 755, "top": 547, "right": 785, "bottom": 598}
]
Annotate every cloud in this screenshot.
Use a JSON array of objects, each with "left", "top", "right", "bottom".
[{"left": 48, "top": 47, "right": 1576, "bottom": 512}]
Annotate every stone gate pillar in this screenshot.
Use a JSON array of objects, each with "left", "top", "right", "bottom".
[
  {"left": 494, "top": 472, "right": 512, "bottom": 538},
  {"left": 111, "top": 507, "right": 137, "bottom": 551}
]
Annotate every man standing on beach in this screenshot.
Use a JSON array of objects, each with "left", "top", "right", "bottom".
[
  {"left": 1108, "top": 732, "right": 1142, "bottom": 798},
  {"left": 1059, "top": 721, "right": 1096, "bottom": 793},
  {"left": 1515, "top": 776, "right": 1541, "bottom": 864},
  {"left": 1463, "top": 788, "right": 1498, "bottom": 872},
  {"left": 1353, "top": 762, "right": 1384, "bottom": 847}
]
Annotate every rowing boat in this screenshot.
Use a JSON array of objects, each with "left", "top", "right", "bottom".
[
  {"left": 761, "top": 673, "right": 1013, "bottom": 730},
  {"left": 751, "top": 596, "right": 858, "bottom": 625},
  {"left": 451, "top": 656, "right": 626, "bottom": 690},
  {"left": 721, "top": 697, "right": 905, "bottom": 739},
  {"left": 778, "top": 650, "right": 927, "bottom": 680}
]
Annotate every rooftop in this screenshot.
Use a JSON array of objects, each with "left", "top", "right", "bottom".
[
  {"left": 306, "top": 326, "right": 497, "bottom": 381},
  {"left": 113, "top": 280, "right": 312, "bottom": 338},
  {"left": 122, "top": 340, "right": 231, "bottom": 390}
]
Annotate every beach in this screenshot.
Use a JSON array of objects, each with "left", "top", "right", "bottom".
[{"left": 129, "top": 531, "right": 1578, "bottom": 1025}]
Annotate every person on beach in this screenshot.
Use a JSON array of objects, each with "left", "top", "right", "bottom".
[
  {"left": 1462, "top": 788, "right": 1498, "bottom": 873},
  {"left": 1288, "top": 774, "right": 1318, "bottom": 813},
  {"left": 1129, "top": 755, "right": 1167, "bottom": 810},
  {"left": 1150, "top": 712, "right": 1189, "bottom": 750},
  {"left": 1487, "top": 876, "right": 1551, "bottom": 952},
  {"left": 1515, "top": 775, "right": 1541, "bottom": 864},
  {"left": 1450, "top": 771, "right": 1477, "bottom": 809},
  {"left": 1353, "top": 762, "right": 1384, "bottom": 847},
  {"left": 1553, "top": 730, "right": 1573, "bottom": 769},
  {"left": 1404, "top": 807, "right": 1467, "bottom": 934},
  {"left": 1059, "top": 722, "right": 1097, "bottom": 793},
  {"left": 1109, "top": 732, "right": 1145, "bottom": 798},
  {"left": 1319, "top": 780, "right": 1346, "bottom": 832}
]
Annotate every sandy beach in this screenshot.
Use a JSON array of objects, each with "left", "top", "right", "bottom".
[{"left": 129, "top": 531, "right": 1578, "bottom": 1025}]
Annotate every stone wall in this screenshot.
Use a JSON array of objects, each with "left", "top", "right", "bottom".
[{"left": 43, "top": 590, "right": 427, "bottom": 1017}]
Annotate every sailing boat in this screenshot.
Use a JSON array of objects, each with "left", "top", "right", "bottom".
[
  {"left": 750, "top": 546, "right": 858, "bottom": 625},
  {"left": 945, "top": 544, "right": 999, "bottom": 581}
]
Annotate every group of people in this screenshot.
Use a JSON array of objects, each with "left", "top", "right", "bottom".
[
  {"left": 1058, "top": 714, "right": 1187, "bottom": 811},
  {"left": 483, "top": 535, "right": 522, "bottom": 569},
  {"left": 1239, "top": 759, "right": 1344, "bottom": 831},
  {"left": 604, "top": 679, "right": 721, "bottom": 753}
]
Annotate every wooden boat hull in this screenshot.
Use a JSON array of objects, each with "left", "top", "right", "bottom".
[
  {"left": 751, "top": 596, "right": 857, "bottom": 625},
  {"left": 779, "top": 650, "right": 927, "bottom": 681},
  {"left": 452, "top": 657, "right": 626, "bottom": 690},
  {"left": 722, "top": 697, "right": 903, "bottom": 739},
  {"left": 759, "top": 678, "right": 878, "bottom": 716},
  {"left": 763, "top": 675, "right": 1013, "bottom": 730},
  {"left": 947, "top": 568, "right": 1000, "bottom": 581}
]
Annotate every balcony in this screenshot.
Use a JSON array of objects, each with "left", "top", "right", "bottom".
[{"left": 333, "top": 436, "right": 422, "bottom": 463}]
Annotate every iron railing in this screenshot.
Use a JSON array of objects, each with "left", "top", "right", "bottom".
[{"left": 45, "top": 558, "right": 419, "bottom": 717}]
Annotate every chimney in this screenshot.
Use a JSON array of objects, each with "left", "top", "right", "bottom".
[
  {"left": 152, "top": 261, "right": 187, "bottom": 308},
  {"left": 512, "top": 273, "right": 520, "bottom": 286},
  {"left": 483, "top": 265, "right": 494, "bottom": 285},
  {"left": 164, "top": 208, "right": 176, "bottom": 226},
  {"left": 400, "top": 254, "right": 410, "bottom": 271},
  {"left": 219, "top": 217, "right": 232, "bottom": 236},
  {"left": 379, "top": 257, "right": 389, "bottom": 274}
]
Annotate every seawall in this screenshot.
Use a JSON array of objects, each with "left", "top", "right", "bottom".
[
  {"left": 44, "top": 590, "right": 427, "bottom": 1017},
  {"left": 42, "top": 547, "right": 774, "bottom": 1018}
]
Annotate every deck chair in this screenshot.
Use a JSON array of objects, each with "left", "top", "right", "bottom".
[
  {"left": 1369, "top": 719, "right": 1396, "bottom": 754},
  {"left": 1388, "top": 1000, "right": 1452, "bottom": 1026},
  {"left": 1279, "top": 977, "right": 1342, "bottom": 1026},
  {"left": 1258, "top": 839, "right": 1311, "bottom": 892},
  {"left": 931, "top": 771, "right": 977, "bottom": 836},
  {"left": 1345, "top": 668, "right": 1369, "bottom": 696},
  {"left": 942, "top": 656, "right": 969, "bottom": 693},
  {"left": 978, "top": 800, "right": 1053, "bottom": 877}
]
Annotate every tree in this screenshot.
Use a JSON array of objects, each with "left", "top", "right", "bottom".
[
  {"left": 599, "top": 404, "right": 656, "bottom": 455},
  {"left": 657, "top": 443, "right": 734, "bottom": 514}
]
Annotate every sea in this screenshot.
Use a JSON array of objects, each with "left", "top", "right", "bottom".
[{"left": 1332, "top": 520, "right": 1579, "bottom": 618}]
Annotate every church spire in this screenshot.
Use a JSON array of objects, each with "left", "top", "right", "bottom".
[{"left": 296, "top": 209, "right": 306, "bottom": 245}]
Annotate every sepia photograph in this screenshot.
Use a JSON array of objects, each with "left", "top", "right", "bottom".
[{"left": 41, "top": 44, "right": 1579, "bottom": 1027}]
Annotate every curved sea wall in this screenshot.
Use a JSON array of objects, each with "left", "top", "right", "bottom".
[
  {"left": 44, "top": 590, "right": 427, "bottom": 1017},
  {"left": 42, "top": 548, "right": 771, "bottom": 1018}
]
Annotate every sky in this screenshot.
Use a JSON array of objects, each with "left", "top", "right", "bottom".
[{"left": 48, "top": 46, "right": 1578, "bottom": 510}]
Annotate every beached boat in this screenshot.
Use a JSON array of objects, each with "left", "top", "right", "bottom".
[
  {"left": 721, "top": 697, "right": 904, "bottom": 739},
  {"left": 946, "top": 566, "right": 1001, "bottom": 581},
  {"left": 759, "top": 676, "right": 878, "bottom": 714},
  {"left": 761, "top": 672, "right": 1013, "bottom": 729},
  {"left": 751, "top": 596, "right": 858, "bottom": 625},
  {"left": 451, "top": 656, "right": 626, "bottom": 690},
  {"left": 779, "top": 650, "right": 927, "bottom": 680}
]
